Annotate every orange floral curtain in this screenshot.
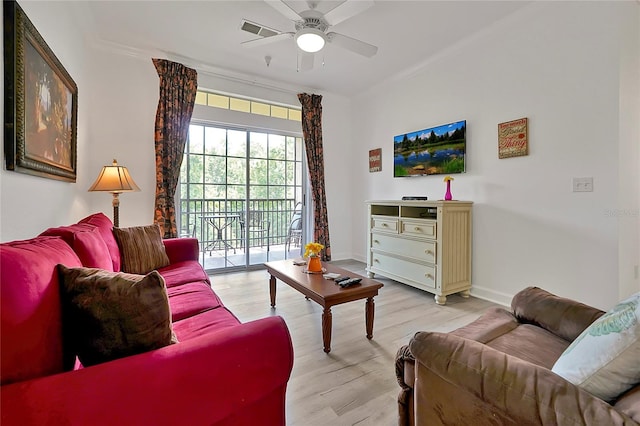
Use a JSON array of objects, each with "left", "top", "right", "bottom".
[
  {"left": 152, "top": 59, "right": 197, "bottom": 238},
  {"left": 298, "top": 93, "right": 331, "bottom": 261}
]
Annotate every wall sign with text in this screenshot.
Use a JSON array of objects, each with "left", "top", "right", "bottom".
[
  {"left": 498, "top": 118, "right": 528, "bottom": 159},
  {"left": 369, "top": 148, "right": 381, "bottom": 172}
]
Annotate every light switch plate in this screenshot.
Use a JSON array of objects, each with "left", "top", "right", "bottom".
[{"left": 572, "top": 177, "right": 593, "bottom": 192}]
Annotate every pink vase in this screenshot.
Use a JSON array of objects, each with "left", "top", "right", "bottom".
[{"left": 444, "top": 181, "right": 452, "bottom": 201}]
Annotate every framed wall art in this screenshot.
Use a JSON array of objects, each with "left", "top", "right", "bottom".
[
  {"left": 498, "top": 118, "right": 528, "bottom": 159},
  {"left": 4, "top": 1, "right": 78, "bottom": 182}
]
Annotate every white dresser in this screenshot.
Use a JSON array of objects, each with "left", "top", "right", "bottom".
[{"left": 366, "top": 200, "right": 473, "bottom": 305}]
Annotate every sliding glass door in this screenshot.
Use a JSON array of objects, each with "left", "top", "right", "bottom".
[{"left": 179, "top": 123, "right": 306, "bottom": 272}]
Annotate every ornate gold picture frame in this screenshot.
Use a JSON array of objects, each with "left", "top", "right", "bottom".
[{"left": 4, "top": 2, "right": 78, "bottom": 182}]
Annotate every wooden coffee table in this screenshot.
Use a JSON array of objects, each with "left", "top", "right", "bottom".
[{"left": 265, "top": 259, "right": 384, "bottom": 353}]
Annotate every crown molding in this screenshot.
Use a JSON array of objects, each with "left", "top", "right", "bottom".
[
  {"left": 87, "top": 36, "right": 162, "bottom": 59},
  {"left": 87, "top": 37, "right": 315, "bottom": 96}
]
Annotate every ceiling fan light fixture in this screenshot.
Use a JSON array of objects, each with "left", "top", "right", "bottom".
[{"left": 295, "top": 27, "right": 326, "bottom": 53}]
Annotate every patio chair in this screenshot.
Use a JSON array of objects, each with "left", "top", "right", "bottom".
[
  {"left": 285, "top": 203, "right": 302, "bottom": 252},
  {"left": 239, "top": 210, "right": 270, "bottom": 251}
]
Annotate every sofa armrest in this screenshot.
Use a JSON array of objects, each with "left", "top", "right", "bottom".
[
  {"left": 511, "top": 286, "right": 605, "bottom": 341},
  {"left": 1, "top": 316, "right": 293, "bottom": 426},
  {"left": 409, "top": 331, "right": 637, "bottom": 426},
  {"left": 163, "top": 237, "right": 199, "bottom": 263},
  {"left": 395, "top": 344, "right": 416, "bottom": 426}
]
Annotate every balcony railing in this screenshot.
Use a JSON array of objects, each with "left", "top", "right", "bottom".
[{"left": 179, "top": 198, "right": 299, "bottom": 252}]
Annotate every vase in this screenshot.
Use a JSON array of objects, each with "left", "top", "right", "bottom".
[
  {"left": 307, "top": 256, "right": 323, "bottom": 272},
  {"left": 444, "top": 180, "right": 452, "bottom": 201}
]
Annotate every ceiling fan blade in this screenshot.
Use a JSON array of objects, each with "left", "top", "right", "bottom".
[
  {"left": 298, "top": 52, "right": 314, "bottom": 71},
  {"left": 324, "top": 0, "right": 374, "bottom": 26},
  {"left": 241, "top": 32, "right": 294, "bottom": 48},
  {"left": 265, "top": 0, "right": 302, "bottom": 21},
  {"left": 327, "top": 32, "right": 378, "bottom": 57}
]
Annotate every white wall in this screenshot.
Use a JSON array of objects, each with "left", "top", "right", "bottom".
[
  {"left": 617, "top": 4, "right": 640, "bottom": 301},
  {"left": 351, "top": 2, "right": 640, "bottom": 310},
  {"left": 0, "top": 1, "right": 91, "bottom": 241},
  {"left": 316, "top": 94, "right": 353, "bottom": 260},
  {"left": 84, "top": 45, "right": 158, "bottom": 228}
]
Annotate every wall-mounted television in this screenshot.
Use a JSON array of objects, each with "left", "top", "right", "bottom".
[{"left": 393, "top": 120, "right": 466, "bottom": 177}]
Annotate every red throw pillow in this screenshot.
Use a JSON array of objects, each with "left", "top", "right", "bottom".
[
  {"left": 78, "top": 213, "right": 121, "bottom": 271},
  {"left": 72, "top": 228, "right": 113, "bottom": 270},
  {"left": 1, "top": 237, "right": 82, "bottom": 384},
  {"left": 39, "top": 223, "right": 96, "bottom": 246}
]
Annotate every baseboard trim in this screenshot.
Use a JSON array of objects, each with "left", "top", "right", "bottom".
[
  {"left": 331, "top": 253, "right": 365, "bottom": 262},
  {"left": 338, "top": 257, "right": 514, "bottom": 307},
  {"left": 470, "top": 286, "right": 512, "bottom": 307}
]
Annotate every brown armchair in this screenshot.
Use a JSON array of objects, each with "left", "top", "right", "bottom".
[{"left": 395, "top": 287, "right": 640, "bottom": 425}]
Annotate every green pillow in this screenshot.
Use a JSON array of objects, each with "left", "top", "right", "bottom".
[
  {"left": 58, "top": 265, "right": 176, "bottom": 366},
  {"left": 552, "top": 292, "right": 640, "bottom": 402}
]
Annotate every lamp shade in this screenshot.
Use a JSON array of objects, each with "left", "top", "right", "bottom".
[
  {"left": 88, "top": 159, "right": 140, "bottom": 193},
  {"left": 295, "top": 28, "right": 326, "bottom": 53}
]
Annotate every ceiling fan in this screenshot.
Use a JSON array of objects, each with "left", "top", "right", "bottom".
[{"left": 240, "top": 0, "right": 378, "bottom": 70}]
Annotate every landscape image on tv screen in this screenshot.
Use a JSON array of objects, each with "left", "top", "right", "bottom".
[{"left": 393, "top": 120, "right": 466, "bottom": 177}]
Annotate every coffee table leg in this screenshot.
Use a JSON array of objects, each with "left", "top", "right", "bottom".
[
  {"left": 322, "top": 307, "right": 332, "bottom": 353},
  {"left": 366, "top": 297, "right": 375, "bottom": 339},
  {"left": 270, "top": 275, "right": 276, "bottom": 307}
]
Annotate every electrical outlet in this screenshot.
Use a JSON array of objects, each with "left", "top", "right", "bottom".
[{"left": 572, "top": 177, "right": 593, "bottom": 192}]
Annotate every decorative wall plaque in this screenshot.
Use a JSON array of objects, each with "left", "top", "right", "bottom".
[
  {"left": 369, "top": 148, "right": 381, "bottom": 172},
  {"left": 498, "top": 118, "right": 528, "bottom": 159}
]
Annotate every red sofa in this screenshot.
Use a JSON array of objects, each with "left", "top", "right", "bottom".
[{"left": 1, "top": 213, "right": 294, "bottom": 426}]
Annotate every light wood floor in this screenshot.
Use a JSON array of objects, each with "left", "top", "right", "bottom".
[{"left": 210, "top": 260, "right": 498, "bottom": 426}]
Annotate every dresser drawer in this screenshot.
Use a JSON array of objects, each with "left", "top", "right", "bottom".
[
  {"left": 400, "top": 220, "right": 436, "bottom": 239},
  {"left": 371, "top": 233, "right": 436, "bottom": 263},
  {"left": 371, "top": 253, "right": 436, "bottom": 290},
  {"left": 371, "top": 216, "right": 399, "bottom": 233}
]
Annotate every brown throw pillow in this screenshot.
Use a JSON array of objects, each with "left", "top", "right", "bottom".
[
  {"left": 113, "top": 224, "right": 170, "bottom": 274},
  {"left": 58, "top": 265, "right": 177, "bottom": 367}
]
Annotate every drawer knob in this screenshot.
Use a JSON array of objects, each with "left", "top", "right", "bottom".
[
  {"left": 374, "top": 258, "right": 380, "bottom": 263},
  {"left": 425, "top": 273, "right": 434, "bottom": 280},
  {"left": 425, "top": 249, "right": 434, "bottom": 255},
  {"left": 414, "top": 227, "right": 421, "bottom": 231},
  {"left": 382, "top": 223, "right": 388, "bottom": 227},
  {"left": 374, "top": 240, "right": 380, "bottom": 244}
]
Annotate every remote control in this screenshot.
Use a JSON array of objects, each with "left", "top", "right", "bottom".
[
  {"left": 339, "top": 278, "right": 362, "bottom": 287},
  {"left": 335, "top": 276, "right": 350, "bottom": 284}
]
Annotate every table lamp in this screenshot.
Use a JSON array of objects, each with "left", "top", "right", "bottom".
[{"left": 88, "top": 159, "right": 140, "bottom": 227}]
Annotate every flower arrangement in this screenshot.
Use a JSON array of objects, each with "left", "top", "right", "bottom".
[{"left": 304, "top": 242, "right": 325, "bottom": 258}]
